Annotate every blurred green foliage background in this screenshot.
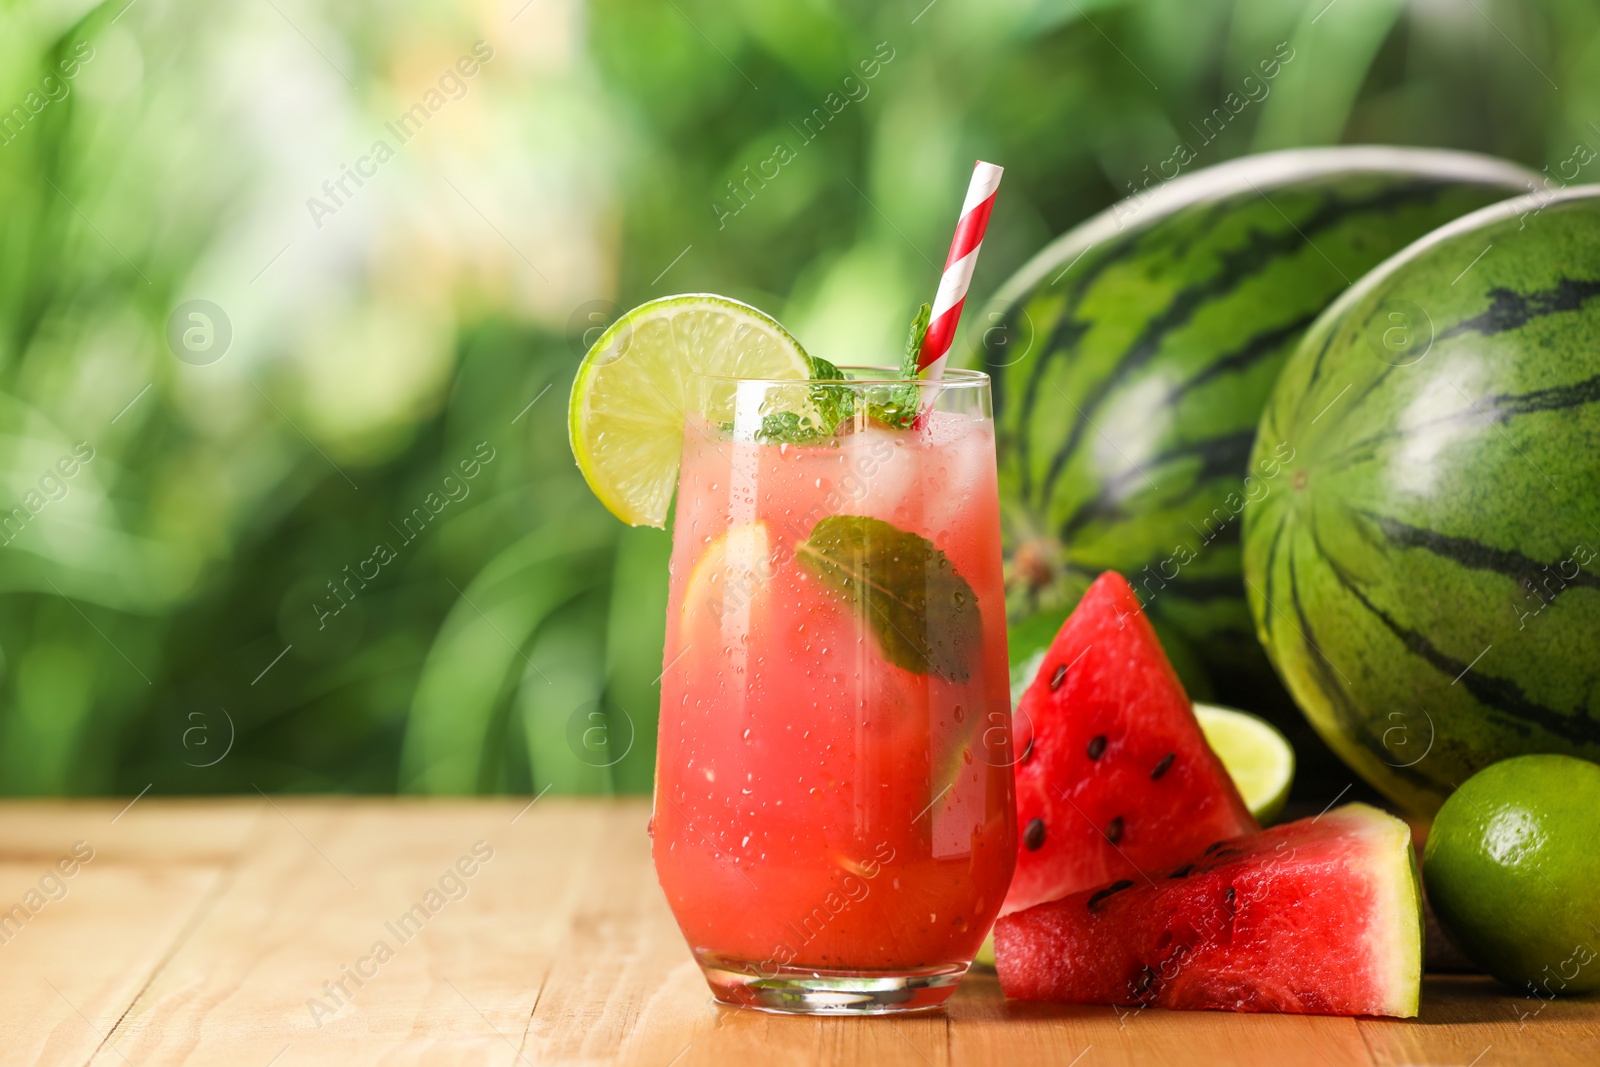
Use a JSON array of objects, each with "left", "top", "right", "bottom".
[{"left": 1, "top": 0, "right": 1597, "bottom": 796}]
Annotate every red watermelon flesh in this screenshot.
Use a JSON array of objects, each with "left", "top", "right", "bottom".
[
  {"left": 994, "top": 803, "right": 1423, "bottom": 1017},
  {"left": 1005, "top": 571, "right": 1256, "bottom": 916}
]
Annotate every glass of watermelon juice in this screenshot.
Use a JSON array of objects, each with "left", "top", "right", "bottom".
[{"left": 653, "top": 366, "right": 1017, "bottom": 1014}]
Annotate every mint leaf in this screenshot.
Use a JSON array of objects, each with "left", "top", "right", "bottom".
[
  {"left": 864, "top": 386, "right": 918, "bottom": 429},
  {"left": 810, "top": 355, "right": 845, "bottom": 381},
  {"left": 723, "top": 357, "right": 855, "bottom": 444},
  {"left": 795, "top": 514, "right": 982, "bottom": 682},
  {"left": 901, "top": 302, "right": 931, "bottom": 379},
  {"left": 807, "top": 355, "right": 856, "bottom": 435},
  {"left": 845, "top": 303, "right": 933, "bottom": 429}
]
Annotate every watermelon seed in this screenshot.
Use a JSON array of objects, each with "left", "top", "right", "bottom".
[
  {"left": 1023, "top": 817, "right": 1046, "bottom": 851},
  {"left": 1204, "top": 840, "right": 1226, "bottom": 855},
  {"left": 1049, "top": 663, "right": 1067, "bottom": 691},
  {"left": 1020, "top": 736, "right": 1034, "bottom": 764},
  {"left": 1087, "top": 879, "right": 1135, "bottom": 911},
  {"left": 1105, "top": 816, "right": 1124, "bottom": 844},
  {"left": 1225, "top": 887, "right": 1236, "bottom": 905},
  {"left": 1086, "top": 734, "right": 1107, "bottom": 760},
  {"left": 1133, "top": 965, "right": 1157, "bottom": 998},
  {"left": 1150, "top": 752, "right": 1174, "bottom": 779},
  {"left": 1168, "top": 864, "right": 1195, "bottom": 879}
]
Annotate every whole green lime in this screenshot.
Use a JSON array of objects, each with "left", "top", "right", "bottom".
[{"left": 1423, "top": 754, "right": 1600, "bottom": 994}]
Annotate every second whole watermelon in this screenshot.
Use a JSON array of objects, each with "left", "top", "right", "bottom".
[
  {"left": 969, "top": 147, "right": 1534, "bottom": 721},
  {"left": 1243, "top": 184, "right": 1600, "bottom": 814}
]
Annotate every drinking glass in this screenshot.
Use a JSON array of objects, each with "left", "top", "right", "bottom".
[{"left": 651, "top": 367, "right": 1016, "bottom": 1014}]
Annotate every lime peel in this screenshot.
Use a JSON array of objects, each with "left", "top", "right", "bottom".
[
  {"left": 1195, "top": 702, "right": 1296, "bottom": 824},
  {"left": 567, "top": 294, "right": 812, "bottom": 527}
]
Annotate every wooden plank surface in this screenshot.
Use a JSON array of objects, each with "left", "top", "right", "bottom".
[{"left": 0, "top": 798, "right": 1594, "bottom": 1066}]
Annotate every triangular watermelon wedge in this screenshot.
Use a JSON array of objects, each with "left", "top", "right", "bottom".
[
  {"left": 995, "top": 803, "right": 1423, "bottom": 1017},
  {"left": 1005, "top": 572, "right": 1257, "bottom": 915}
]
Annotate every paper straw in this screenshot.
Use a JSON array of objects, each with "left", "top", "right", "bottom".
[{"left": 916, "top": 160, "right": 1004, "bottom": 380}]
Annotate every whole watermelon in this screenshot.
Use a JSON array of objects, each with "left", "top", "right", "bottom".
[
  {"left": 970, "top": 148, "right": 1534, "bottom": 711},
  {"left": 1243, "top": 184, "right": 1600, "bottom": 815}
]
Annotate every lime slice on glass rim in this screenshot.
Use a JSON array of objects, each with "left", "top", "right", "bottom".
[
  {"left": 568, "top": 294, "right": 813, "bottom": 527},
  {"left": 1194, "top": 702, "right": 1295, "bottom": 824}
]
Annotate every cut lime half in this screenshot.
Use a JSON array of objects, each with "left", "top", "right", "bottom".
[
  {"left": 568, "top": 295, "right": 812, "bottom": 527},
  {"left": 1195, "top": 702, "right": 1295, "bottom": 824}
]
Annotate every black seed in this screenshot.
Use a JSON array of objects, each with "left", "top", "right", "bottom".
[
  {"left": 1131, "top": 965, "right": 1157, "bottom": 999},
  {"left": 1212, "top": 847, "right": 1244, "bottom": 859},
  {"left": 1049, "top": 663, "right": 1067, "bottom": 691},
  {"left": 1086, "top": 734, "right": 1107, "bottom": 760},
  {"left": 1204, "top": 840, "right": 1227, "bottom": 855},
  {"left": 1225, "top": 887, "right": 1236, "bottom": 904},
  {"left": 1023, "top": 818, "right": 1046, "bottom": 851},
  {"left": 1087, "top": 879, "right": 1135, "bottom": 911},
  {"left": 1151, "top": 752, "right": 1175, "bottom": 779},
  {"left": 1105, "top": 816, "right": 1124, "bottom": 844},
  {"left": 1168, "top": 864, "right": 1195, "bottom": 879},
  {"left": 1019, "top": 736, "right": 1034, "bottom": 764}
]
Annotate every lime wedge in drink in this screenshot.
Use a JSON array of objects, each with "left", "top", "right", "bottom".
[
  {"left": 1195, "top": 702, "right": 1295, "bottom": 824},
  {"left": 680, "top": 521, "right": 771, "bottom": 626},
  {"left": 568, "top": 294, "right": 812, "bottom": 527}
]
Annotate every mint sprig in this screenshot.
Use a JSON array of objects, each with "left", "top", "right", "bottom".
[
  {"left": 734, "top": 308, "right": 931, "bottom": 444},
  {"left": 869, "top": 302, "right": 932, "bottom": 429},
  {"left": 901, "top": 302, "right": 931, "bottom": 379},
  {"left": 741, "top": 355, "right": 854, "bottom": 444}
]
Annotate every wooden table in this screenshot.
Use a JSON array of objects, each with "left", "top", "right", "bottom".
[{"left": 1, "top": 798, "right": 1594, "bottom": 1066}]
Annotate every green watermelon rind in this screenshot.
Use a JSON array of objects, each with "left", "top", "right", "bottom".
[
  {"left": 1362, "top": 804, "right": 1425, "bottom": 1019},
  {"left": 1253, "top": 181, "right": 1600, "bottom": 337},
  {"left": 987, "top": 147, "right": 1537, "bottom": 310},
  {"left": 1243, "top": 183, "right": 1600, "bottom": 814}
]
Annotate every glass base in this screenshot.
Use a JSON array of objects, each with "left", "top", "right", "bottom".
[{"left": 698, "top": 956, "right": 969, "bottom": 1015}]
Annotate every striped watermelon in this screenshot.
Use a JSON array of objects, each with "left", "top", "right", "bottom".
[
  {"left": 969, "top": 148, "right": 1534, "bottom": 709},
  {"left": 1243, "top": 185, "right": 1600, "bottom": 814},
  {"left": 1006, "top": 571, "right": 1257, "bottom": 916},
  {"left": 995, "top": 804, "right": 1422, "bottom": 1017}
]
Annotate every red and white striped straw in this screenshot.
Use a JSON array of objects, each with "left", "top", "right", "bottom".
[{"left": 916, "top": 160, "right": 1004, "bottom": 379}]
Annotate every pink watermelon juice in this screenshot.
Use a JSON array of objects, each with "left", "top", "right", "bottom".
[{"left": 652, "top": 369, "right": 1016, "bottom": 1011}]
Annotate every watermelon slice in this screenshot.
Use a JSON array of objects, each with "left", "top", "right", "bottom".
[
  {"left": 1005, "top": 571, "right": 1257, "bottom": 915},
  {"left": 995, "top": 803, "right": 1423, "bottom": 1017}
]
